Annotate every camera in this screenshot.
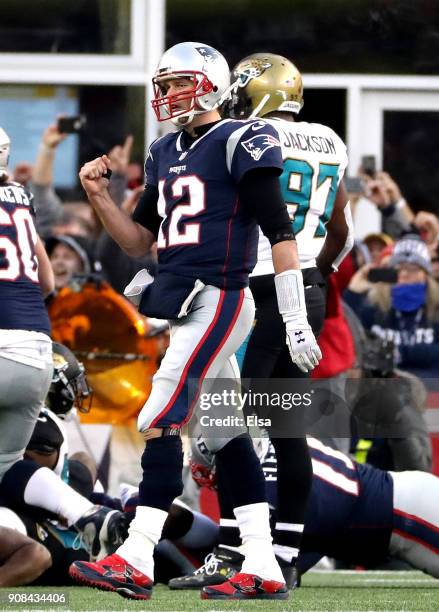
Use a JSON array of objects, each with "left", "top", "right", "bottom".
[{"left": 362, "top": 333, "right": 395, "bottom": 377}]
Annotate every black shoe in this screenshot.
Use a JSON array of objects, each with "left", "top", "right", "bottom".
[
  {"left": 277, "top": 558, "right": 301, "bottom": 590},
  {"left": 168, "top": 546, "right": 244, "bottom": 590},
  {"left": 74, "top": 505, "right": 125, "bottom": 561}
]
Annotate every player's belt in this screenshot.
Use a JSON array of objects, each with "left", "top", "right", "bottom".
[{"left": 162, "top": 427, "right": 181, "bottom": 437}]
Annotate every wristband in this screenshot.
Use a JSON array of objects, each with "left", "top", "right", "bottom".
[{"left": 274, "top": 269, "right": 306, "bottom": 319}]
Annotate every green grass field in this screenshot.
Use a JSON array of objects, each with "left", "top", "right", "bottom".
[{"left": 1, "top": 571, "right": 438, "bottom": 611}]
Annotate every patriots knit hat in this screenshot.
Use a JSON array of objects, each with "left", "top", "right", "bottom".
[{"left": 389, "top": 233, "right": 432, "bottom": 274}]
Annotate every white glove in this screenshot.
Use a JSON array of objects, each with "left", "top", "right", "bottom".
[
  {"left": 284, "top": 318, "right": 322, "bottom": 372},
  {"left": 275, "top": 269, "right": 322, "bottom": 373}
]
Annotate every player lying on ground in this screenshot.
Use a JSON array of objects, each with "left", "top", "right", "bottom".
[
  {"left": 76, "top": 435, "right": 439, "bottom": 588},
  {"left": 168, "top": 435, "right": 439, "bottom": 587}
]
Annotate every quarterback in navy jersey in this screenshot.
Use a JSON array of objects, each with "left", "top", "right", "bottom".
[
  {"left": 70, "top": 41, "right": 322, "bottom": 601},
  {"left": 141, "top": 119, "right": 286, "bottom": 289}
]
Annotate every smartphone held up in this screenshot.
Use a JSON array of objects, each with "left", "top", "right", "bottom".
[
  {"left": 57, "top": 115, "right": 87, "bottom": 134},
  {"left": 367, "top": 268, "right": 398, "bottom": 283},
  {"left": 361, "top": 155, "right": 377, "bottom": 178}
]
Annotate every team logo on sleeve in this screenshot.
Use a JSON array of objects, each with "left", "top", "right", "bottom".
[{"left": 241, "top": 134, "right": 281, "bottom": 161}]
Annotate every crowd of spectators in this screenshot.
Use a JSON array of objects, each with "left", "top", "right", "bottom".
[
  {"left": 9, "top": 119, "right": 439, "bottom": 472},
  {"left": 15, "top": 122, "right": 156, "bottom": 294}
]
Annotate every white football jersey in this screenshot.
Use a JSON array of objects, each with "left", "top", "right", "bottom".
[{"left": 252, "top": 118, "right": 348, "bottom": 276}]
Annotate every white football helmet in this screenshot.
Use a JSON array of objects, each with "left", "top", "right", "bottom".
[
  {"left": 151, "top": 42, "right": 231, "bottom": 126},
  {"left": 0, "top": 127, "right": 10, "bottom": 179}
]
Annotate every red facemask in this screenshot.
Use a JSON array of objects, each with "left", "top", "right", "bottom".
[{"left": 151, "top": 71, "right": 214, "bottom": 121}]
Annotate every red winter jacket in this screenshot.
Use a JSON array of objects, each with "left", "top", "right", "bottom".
[{"left": 311, "top": 270, "right": 355, "bottom": 378}]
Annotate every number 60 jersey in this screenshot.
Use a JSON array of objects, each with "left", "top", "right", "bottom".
[
  {"left": 252, "top": 119, "right": 348, "bottom": 276},
  {"left": 142, "top": 119, "right": 284, "bottom": 290},
  {"left": 0, "top": 181, "right": 51, "bottom": 334}
]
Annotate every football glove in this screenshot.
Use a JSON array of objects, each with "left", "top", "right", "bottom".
[{"left": 275, "top": 269, "right": 322, "bottom": 373}]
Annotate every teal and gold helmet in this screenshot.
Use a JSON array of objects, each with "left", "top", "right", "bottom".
[{"left": 229, "top": 53, "right": 303, "bottom": 119}]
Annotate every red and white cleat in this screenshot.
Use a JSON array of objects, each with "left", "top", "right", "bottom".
[
  {"left": 69, "top": 553, "right": 153, "bottom": 600},
  {"left": 201, "top": 572, "right": 289, "bottom": 600}
]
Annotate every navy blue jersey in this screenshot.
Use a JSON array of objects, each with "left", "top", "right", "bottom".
[
  {"left": 144, "top": 119, "right": 283, "bottom": 289},
  {"left": 0, "top": 182, "right": 50, "bottom": 335},
  {"left": 260, "top": 437, "right": 393, "bottom": 567}
]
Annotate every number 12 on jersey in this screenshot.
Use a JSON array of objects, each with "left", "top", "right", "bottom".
[
  {"left": 157, "top": 176, "right": 205, "bottom": 248},
  {"left": 280, "top": 159, "right": 340, "bottom": 238}
]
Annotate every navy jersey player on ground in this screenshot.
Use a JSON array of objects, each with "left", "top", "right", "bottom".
[
  {"left": 69, "top": 42, "right": 321, "bottom": 601},
  {"left": 258, "top": 437, "right": 439, "bottom": 580},
  {"left": 170, "top": 436, "right": 439, "bottom": 587},
  {"left": 214, "top": 53, "right": 352, "bottom": 581}
]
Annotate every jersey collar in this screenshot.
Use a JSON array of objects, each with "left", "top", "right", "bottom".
[{"left": 176, "top": 119, "right": 233, "bottom": 157}]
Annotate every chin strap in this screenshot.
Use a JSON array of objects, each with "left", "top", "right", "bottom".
[
  {"left": 249, "top": 94, "right": 271, "bottom": 119},
  {"left": 216, "top": 77, "right": 244, "bottom": 108},
  {"left": 169, "top": 75, "right": 245, "bottom": 128}
]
